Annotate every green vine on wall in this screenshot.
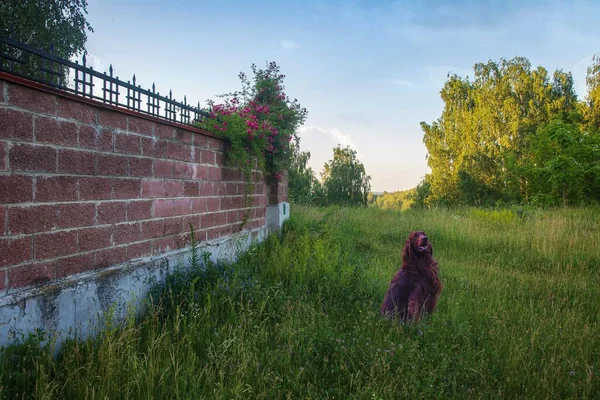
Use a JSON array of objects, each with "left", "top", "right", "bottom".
[{"left": 196, "top": 62, "right": 307, "bottom": 227}]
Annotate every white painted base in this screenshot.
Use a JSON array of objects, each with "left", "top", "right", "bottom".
[
  {"left": 0, "top": 226, "right": 267, "bottom": 349},
  {"left": 267, "top": 202, "right": 290, "bottom": 234}
]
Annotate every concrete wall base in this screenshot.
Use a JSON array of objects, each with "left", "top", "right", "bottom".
[
  {"left": 0, "top": 226, "right": 267, "bottom": 350},
  {"left": 267, "top": 202, "right": 290, "bottom": 234}
]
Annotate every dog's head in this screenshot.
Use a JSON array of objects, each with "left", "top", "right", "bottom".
[{"left": 402, "top": 231, "right": 432, "bottom": 263}]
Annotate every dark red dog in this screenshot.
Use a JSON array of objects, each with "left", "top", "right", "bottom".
[{"left": 380, "top": 231, "right": 442, "bottom": 322}]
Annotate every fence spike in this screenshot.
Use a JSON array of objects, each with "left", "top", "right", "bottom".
[
  {"left": 82, "top": 54, "right": 87, "bottom": 67},
  {"left": 109, "top": 64, "right": 113, "bottom": 76},
  {"left": 152, "top": 83, "right": 155, "bottom": 93},
  {"left": 132, "top": 74, "right": 136, "bottom": 86}
]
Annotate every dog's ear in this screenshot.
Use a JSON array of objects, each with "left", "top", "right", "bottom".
[{"left": 402, "top": 239, "right": 411, "bottom": 264}]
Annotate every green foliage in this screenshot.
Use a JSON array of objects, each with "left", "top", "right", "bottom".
[
  {"left": 0, "top": 0, "right": 93, "bottom": 82},
  {"left": 320, "top": 145, "right": 371, "bottom": 207},
  {"left": 288, "top": 139, "right": 321, "bottom": 204},
  {"left": 421, "top": 56, "right": 600, "bottom": 207},
  {"left": 197, "top": 62, "right": 307, "bottom": 185},
  {"left": 1, "top": 206, "right": 599, "bottom": 398},
  {"left": 373, "top": 188, "right": 416, "bottom": 211}
]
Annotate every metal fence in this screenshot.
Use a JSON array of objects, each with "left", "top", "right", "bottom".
[{"left": 0, "top": 35, "right": 210, "bottom": 125}]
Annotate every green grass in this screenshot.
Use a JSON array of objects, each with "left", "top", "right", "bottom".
[{"left": 1, "top": 206, "right": 599, "bottom": 399}]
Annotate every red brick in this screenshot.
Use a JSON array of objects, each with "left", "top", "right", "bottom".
[
  {"left": 8, "top": 262, "right": 54, "bottom": 288},
  {"left": 184, "top": 181, "right": 199, "bottom": 197},
  {"left": 191, "top": 198, "right": 207, "bottom": 213},
  {"left": 8, "top": 84, "right": 56, "bottom": 115},
  {"left": 183, "top": 215, "right": 201, "bottom": 232},
  {"left": 201, "top": 150, "right": 215, "bottom": 164},
  {"left": 7, "top": 205, "right": 56, "bottom": 235},
  {"left": 174, "top": 162, "right": 193, "bottom": 179},
  {"left": 215, "top": 152, "right": 225, "bottom": 165},
  {"left": 127, "top": 200, "right": 152, "bottom": 221},
  {"left": 200, "top": 212, "right": 215, "bottom": 228},
  {"left": 0, "top": 206, "right": 5, "bottom": 236},
  {"left": 80, "top": 126, "right": 113, "bottom": 151},
  {"left": 35, "top": 116, "right": 78, "bottom": 146},
  {"left": 56, "top": 97, "right": 96, "bottom": 124},
  {"left": 97, "top": 109, "right": 127, "bottom": 130},
  {"left": 199, "top": 182, "right": 214, "bottom": 196},
  {"left": 193, "top": 164, "right": 208, "bottom": 180},
  {"left": 166, "top": 142, "right": 191, "bottom": 162},
  {"left": 214, "top": 182, "right": 227, "bottom": 196},
  {"left": 35, "top": 230, "right": 77, "bottom": 260},
  {"left": 78, "top": 226, "right": 112, "bottom": 252},
  {"left": 175, "top": 232, "right": 191, "bottom": 249},
  {"left": 227, "top": 210, "right": 244, "bottom": 224},
  {"left": 141, "top": 179, "right": 165, "bottom": 198},
  {"left": 128, "top": 117, "right": 154, "bottom": 136},
  {"left": 97, "top": 202, "right": 127, "bottom": 224},
  {"left": 0, "top": 175, "right": 33, "bottom": 203},
  {"left": 153, "top": 199, "right": 174, "bottom": 218},
  {"left": 127, "top": 241, "right": 152, "bottom": 260},
  {"left": 165, "top": 180, "right": 184, "bottom": 197},
  {"left": 113, "top": 222, "right": 141, "bottom": 245},
  {"left": 206, "top": 197, "right": 220, "bottom": 212},
  {"left": 0, "top": 236, "right": 32, "bottom": 267},
  {"left": 173, "top": 198, "right": 191, "bottom": 215},
  {"left": 112, "top": 178, "right": 141, "bottom": 200},
  {"left": 207, "top": 225, "right": 232, "bottom": 240},
  {"left": 79, "top": 177, "right": 112, "bottom": 200},
  {"left": 226, "top": 183, "right": 240, "bottom": 195},
  {"left": 9, "top": 143, "right": 56, "bottom": 172},
  {"left": 152, "top": 236, "right": 177, "bottom": 255},
  {"left": 95, "top": 246, "right": 127, "bottom": 269},
  {"left": 56, "top": 253, "right": 95, "bottom": 278},
  {"left": 223, "top": 168, "right": 243, "bottom": 181},
  {"left": 205, "top": 137, "right": 224, "bottom": 151},
  {"left": 141, "top": 220, "right": 164, "bottom": 239},
  {"left": 0, "top": 108, "right": 33, "bottom": 140},
  {"left": 0, "top": 269, "right": 4, "bottom": 290},
  {"left": 58, "top": 148, "right": 95, "bottom": 175},
  {"left": 114, "top": 133, "right": 141, "bottom": 155},
  {"left": 129, "top": 157, "right": 153, "bottom": 177},
  {"left": 193, "top": 136, "right": 206, "bottom": 148},
  {"left": 56, "top": 203, "right": 95, "bottom": 229},
  {"left": 0, "top": 141, "right": 5, "bottom": 171},
  {"left": 96, "top": 153, "right": 128, "bottom": 176},
  {"left": 142, "top": 138, "right": 167, "bottom": 158},
  {"left": 174, "top": 128, "right": 194, "bottom": 144},
  {"left": 155, "top": 124, "right": 174, "bottom": 139},
  {"left": 221, "top": 197, "right": 242, "bottom": 210},
  {"left": 154, "top": 160, "right": 174, "bottom": 178},
  {"left": 36, "top": 176, "right": 77, "bottom": 202},
  {"left": 163, "top": 217, "right": 183, "bottom": 235},
  {"left": 208, "top": 167, "right": 222, "bottom": 181}
]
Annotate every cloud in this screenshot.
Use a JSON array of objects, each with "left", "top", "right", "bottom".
[
  {"left": 298, "top": 125, "right": 361, "bottom": 158},
  {"left": 279, "top": 40, "right": 300, "bottom": 50},
  {"left": 390, "top": 79, "right": 416, "bottom": 88}
]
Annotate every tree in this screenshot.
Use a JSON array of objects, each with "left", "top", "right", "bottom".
[
  {"left": 288, "top": 139, "right": 319, "bottom": 204},
  {"left": 584, "top": 55, "right": 600, "bottom": 132},
  {"left": 0, "top": 0, "right": 93, "bottom": 57},
  {"left": 0, "top": 0, "right": 93, "bottom": 84},
  {"left": 321, "top": 146, "right": 371, "bottom": 206}
]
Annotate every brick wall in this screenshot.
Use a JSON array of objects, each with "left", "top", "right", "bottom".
[{"left": 0, "top": 75, "right": 270, "bottom": 292}]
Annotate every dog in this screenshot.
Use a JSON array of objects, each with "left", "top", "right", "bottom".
[{"left": 380, "top": 231, "right": 442, "bottom": 322}]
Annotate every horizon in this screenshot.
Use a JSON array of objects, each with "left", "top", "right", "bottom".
[{"left": 84, "top": 0, "right": 600, "bottom": 192}]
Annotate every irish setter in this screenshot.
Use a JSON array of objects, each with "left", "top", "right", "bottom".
[{"left": 380, "top": 231, "right": 442, "bottom": 322}]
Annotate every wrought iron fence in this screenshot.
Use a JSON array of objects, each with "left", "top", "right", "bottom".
[{"left": 0, "top": 35, "right": 210, "bottom": 125}]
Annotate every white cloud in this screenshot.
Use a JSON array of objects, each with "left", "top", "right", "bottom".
[
  {"left": 279, "top": 40, "right": 300, "bottom": 50},
  {"left": 390, "top": 79, "right": 416, "bottom": 88},
  {"left": 298, "top": 125, "right": 361, "bottom": 158}
]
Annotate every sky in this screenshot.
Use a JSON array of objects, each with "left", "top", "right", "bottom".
[{"left": 84, "top": 0, "right": 600, "bottom": 192}]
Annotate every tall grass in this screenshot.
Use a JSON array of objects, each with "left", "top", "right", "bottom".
[{"left": 1, "top": 206, "right": 598, "bottom": 399}]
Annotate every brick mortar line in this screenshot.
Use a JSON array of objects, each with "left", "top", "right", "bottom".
[
  {"left": 1, "top": 195, "right": 264, "bottom": 207},
  {"left": 1, "top": 210, "right": 265, "bottom": 239},
  {"left": 3, "top": 219, "right": 266, "bottom": 269}
]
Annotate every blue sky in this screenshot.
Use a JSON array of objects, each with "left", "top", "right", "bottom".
[{"left": 85, "top": 0, "right": 600, "bottom": 192}]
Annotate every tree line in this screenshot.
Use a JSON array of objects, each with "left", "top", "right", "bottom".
[{"left": 420, "top": 56, "right": 600, "bottom": 207}]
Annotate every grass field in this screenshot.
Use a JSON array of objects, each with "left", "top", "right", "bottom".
[{"left": 1, "top": 206, "right": 599, "bottom": 399}]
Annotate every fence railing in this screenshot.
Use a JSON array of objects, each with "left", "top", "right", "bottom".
[{"left": 0, "top": 35, "right": 210, "bottom": 125}]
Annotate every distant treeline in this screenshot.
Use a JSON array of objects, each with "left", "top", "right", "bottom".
[{"left": 419, "top": 56, "right": 600, "bottom": 207}]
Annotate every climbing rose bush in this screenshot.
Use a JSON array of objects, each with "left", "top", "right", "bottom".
[{"left": 197, "top": 62, "right": 307, "bottom": 184}]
